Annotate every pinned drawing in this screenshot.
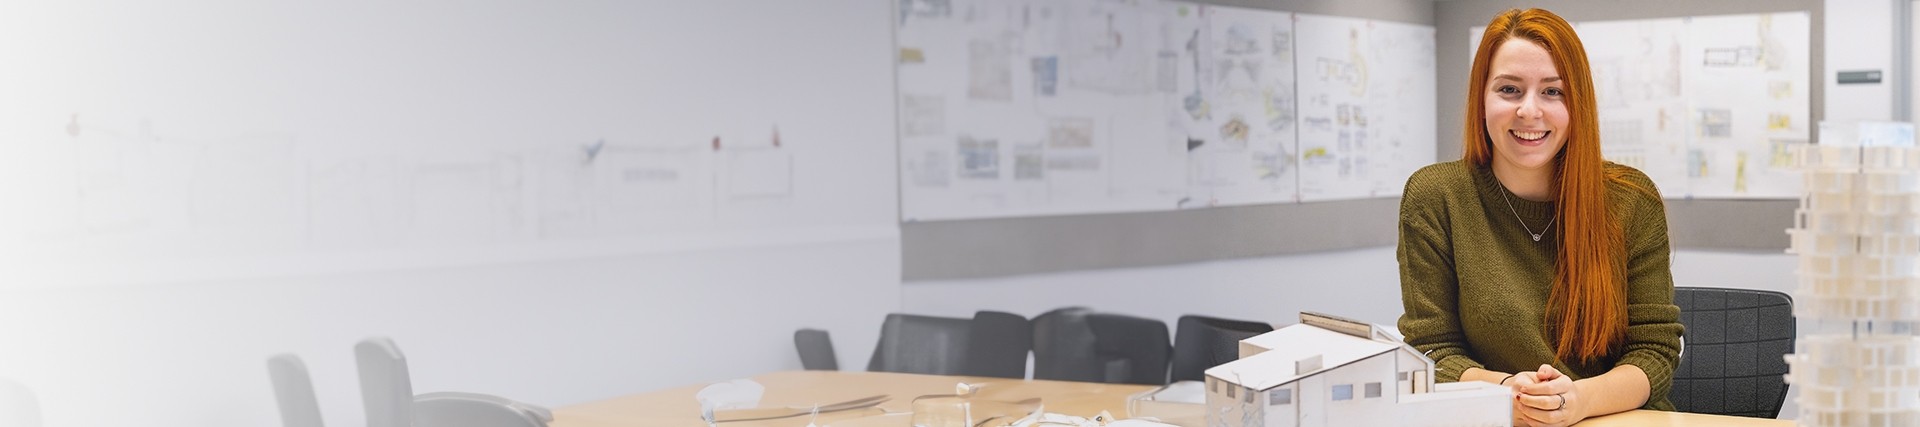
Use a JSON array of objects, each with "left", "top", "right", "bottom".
[
  {"left": 969, "top": 39, "right": 1013, "bottom": 102},
  {"left": 958, "top": 135, "right": 1000, "bottom": 179}
]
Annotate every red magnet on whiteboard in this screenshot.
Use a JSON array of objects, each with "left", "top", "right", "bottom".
[
  {"left": 772, "top": 126, "right": 781, "bottom": 148},
  {"left": 712, "top": 136, "right": 721, "bottom": 151}
]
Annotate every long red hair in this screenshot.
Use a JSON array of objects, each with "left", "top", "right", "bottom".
[{"left": 1465, "top": 9, "right": 1647, "bottom": 364}]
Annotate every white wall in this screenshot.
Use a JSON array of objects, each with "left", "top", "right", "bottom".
[
  {"left": 0, "top": 236, "right": 900, "bottom": 427},
  {"left": 1826, "top": 0, "right": 1898, "bottom": 122}
]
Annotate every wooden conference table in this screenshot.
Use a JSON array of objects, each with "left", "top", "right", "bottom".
[{"left": 552, "top": 371, "right": 1793, "bottom": 427}]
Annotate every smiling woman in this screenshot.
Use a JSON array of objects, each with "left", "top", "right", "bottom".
[{"left": 1394, "top": 8, "right": 1684, "bottom": 427}]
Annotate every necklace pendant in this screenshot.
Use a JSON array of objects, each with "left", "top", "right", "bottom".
[{"left": 1531, "top": 233, "right": 1543, "bottom": 242}]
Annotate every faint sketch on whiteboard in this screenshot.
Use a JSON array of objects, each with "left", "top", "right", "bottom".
[
  {"left": 957, "top": 136, "right": 999, "bottom": 180},
  {"left": 1769, "top": 80, "right": 1791, "bottom": 99},
  {"left": 1032, "top": 56, "right": 1059, "bottom": 96},
  {"left": 593, "top": 146, "right": 700, "bottom": 209},
  {"left": 1252, "top": 150, "right": 1292, "bottom": 182},
  {"left": 1157, "top": 51, "right": 1180, "bottom": 92},
  {"left": 1296, "top": 15, "right": 1433, "bottom": 201},
  {"left": 307, "top": 155, "right": 406, "bottom": 249},
  {"left": 900, "top": 0, "right": 952, "bottom": 25},
  {"left": 900, "top": 47, "right": 927, "bottom": 64},
  {"left": 409, "top": 154, "right": 524, "bottom": 244},
  {"left": 1046, "top": 153, "right": 1100, "bottom": 171},
  {"left": 1219, "top": 115, "right": 1249, "bottom": 147},
  {"left": 190, "top": 136, "right": 305, "bottom": 249},
  {"left": 969, "top": 38, "right": 1013, "bottom": 102},
  {"left": 908, "top": 150, "right": 951, "bottom": 188},
  {"left": 1687, "top": 149, "right": 1709, "bottom": 178},
  {"left": 1048, "top": 117, "right": 1095, "bottom": 149},
  {"left": 902, "top": 94, "right": 946, "bottom": 137},
  {"left": 1013, "top": 142, "right": 1044, "bottom": 181},
  {"left": 1265, "top": 85, "right": 1294, "bottom": 131},
  {"left": 1063, "top": 1, "right": 1159, "bottom": 95},
  {"left": 1697, "top": 108, "right": 1733, "bottom": 138},
  {"left": 1701, "top": 46, "right": 1761, "bottom": 67},
  {"left": 723, "top": 148, "right": 792, "bottom": 199}
]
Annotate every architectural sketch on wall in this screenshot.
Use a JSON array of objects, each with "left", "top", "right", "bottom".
[
  {"left": 898, "top": 0, "right": 1437, "bottom": 220},
  {"left": 1576, "top": 18, "right": 1692, "bottom": 192},
  {"left": 1293, "top": 16, "right": 1436, "bottom": 202},
  {"left": 1681, "top": 12, "right": 1809, "bottom": 198}
]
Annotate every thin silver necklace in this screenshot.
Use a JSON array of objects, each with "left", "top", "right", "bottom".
[{"left": 1499, "top": 187, "right": 1557, "bottom": 242}]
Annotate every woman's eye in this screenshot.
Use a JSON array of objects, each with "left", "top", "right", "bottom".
[
  {"left": 1544, "top": 87, "right": 1564, "bottom": 97},
  {"left": 1497, "top": 86, "right": 1520, "bottom": 95}
]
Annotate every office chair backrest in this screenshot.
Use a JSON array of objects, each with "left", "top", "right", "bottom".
[
  {"left": 356, "top": 337, "right": 414, "bottom": 427},
  {"left": 961, "top": 311, "right": 1032, "bottom": 379},
  {"left": 867, "top": 313, "right": 973, "bottom": 375},
  {"left": 1087, "top": 312, "right": 1173, "bottom": 385},
  {"left": 1170, "top": 315, "right": 1275, "bottom": 382},
  {"left": 1671, "top": 287, "right": 1795, "bottom": 418},
  {"left": 0, "top": 377, "right": 41, "bottom": 427},
  {"left": 794, "top": 328, "right": 839, "bottom": 371},
  {"left": 268, "top": 354, "right": 326, "bottom": 427},
  {"left": 1030, "top": 307, "right": 1102, "bottom": 382}
]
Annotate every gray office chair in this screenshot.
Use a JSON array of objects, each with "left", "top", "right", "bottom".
[
  {"left": 1670, "top": 287, "right": 1795, "bottom": 418},
  {"left": 1032, "top": 307, "right": 1173, "bottom": 385},
  {"left": 865, "top": 311, "right": 1032, "bottom": 378},
  {"left": 794, "top": 328, "right": 839, "bottom": 371},
  {"left": 268, "top": 354, "right": 325, "bottom": 427},
  {"left": 355, "top": 337, "right": 553, "bottom": 427},
  {"left": 0, "top": 377, "right": 41, "bottom": 427},
  {"left": 1170, "top": 315, "right": 1274, "bottom": 382}
]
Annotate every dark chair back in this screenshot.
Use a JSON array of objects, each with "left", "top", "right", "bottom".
[
  {"left": 1170, "top": 315, "right": 1274, "bottom": 382},
  {"left": 962, "top": 311, "right": 1032, "bottom": 378},
  {"left": 1088, "top": 312, "right": 1172, "bottom": 385},
  {"left": 1031, "top": 307, "right": 1101, "bottom": 382},
  {"left": 1031, "top": 307, "right": 1173, "bottom": 385},
  {"left": 1671, "top": 287, "right": 1794, "bottom": 419},
  {"left": 868, "top": 313, "right": 973, "bottom": 375},
  {"left": 866, "top": 311, "right": 1033, "bottom": 377},
  {"left": 794, "top": 328, "right": 838, "bottom": 371}
]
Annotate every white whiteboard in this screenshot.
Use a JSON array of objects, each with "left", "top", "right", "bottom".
[
  {"left": 897, "top": 0, "right": 1436, "bottom": 221},
  {"left": 0, "top": 1, "right": 899, "bottom": 289},
  {"left": 1472, "top": 11, "right": 1811, "bottom": 199}
]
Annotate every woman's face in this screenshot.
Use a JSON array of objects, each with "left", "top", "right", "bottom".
[{"left": 1483, "top": 38, "right": 1569, "bottom": 175}]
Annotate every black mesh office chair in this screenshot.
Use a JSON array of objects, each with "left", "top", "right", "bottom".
[
  {"left": 1671, "top": 287, "right": 1795, "bottom": 418},
  {"left": 1031, "top": 307, "right": 1173, "bottom": 385},
  {"left": 865, "top": 311, "right": 1031, "bottom": 378},
  {"left": 1169, "top": 315, "right": 1274, "bottom": 382}
]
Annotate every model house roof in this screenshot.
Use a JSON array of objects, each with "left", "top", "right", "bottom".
[{"left": 1203, "top": 322, "right": 1402, "bottom": 391}]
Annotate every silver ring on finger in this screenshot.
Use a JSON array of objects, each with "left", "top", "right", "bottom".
[{"left": 1553, "top": 393, "right": 1566, "bottom": 411}]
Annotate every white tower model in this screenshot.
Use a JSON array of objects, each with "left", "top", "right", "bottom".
[{"left": 1784, "top": 122, "right": 1920, "bottom": 426}]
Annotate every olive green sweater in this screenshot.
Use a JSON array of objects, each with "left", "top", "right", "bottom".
[{"left": 1396, "top": 160, "right": 1684, "bottom": 411}]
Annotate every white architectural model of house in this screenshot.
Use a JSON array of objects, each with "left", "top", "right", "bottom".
[{"left": 1202, "top": 312, "right": 1511, "bottom": 427}]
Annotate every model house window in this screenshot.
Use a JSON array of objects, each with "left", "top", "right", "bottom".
[
  {"left": 1397, "top": 371, "right": 1409, "bottom": 381},
  {"left": 1244, "top": 388, "right": 1256, "bottom": 404},
  {"left": 1365, "top": 382, "right": 1382, "bottom": 398},
  {"left": 1331, "top": 384, "right": 1353, "bottom": 401},
  {"left": 1209, "top": 377, "right": 1217, "bottom": 393},
  {"left": 1270, "top": 389, "right": 1293, "bottom": 406},
  {"left": 1227, "top": 385, "right": 1236, "bottom": 399}
]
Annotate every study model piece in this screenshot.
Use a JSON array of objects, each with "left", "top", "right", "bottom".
[
  {"left": 1203, "top": 312, "right": 1510, "bottom": 427},
  {"left": 1784, "top": 122, "right": 1920, "bottom": 426}
]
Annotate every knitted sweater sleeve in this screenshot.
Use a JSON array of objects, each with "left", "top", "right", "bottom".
[
  {"left": 1612, "top": 173, "right": 1685, "bottom": 410},
  {"left": 1396, "top": 167, "right": 1483, "bottom": 382}
]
